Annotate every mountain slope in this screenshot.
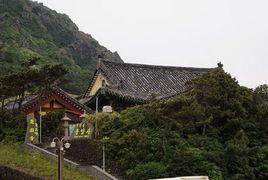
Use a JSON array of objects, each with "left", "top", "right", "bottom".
[
  {"left": 0, "top": 0, "right": 122, "bottom": 94},
  {"left": 0, "top": 143, "right": 94, "bottom": 179}
]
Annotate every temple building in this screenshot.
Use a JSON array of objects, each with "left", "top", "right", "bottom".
[{"left": 81, "top": 60, "right": 213, "bottom": 111}]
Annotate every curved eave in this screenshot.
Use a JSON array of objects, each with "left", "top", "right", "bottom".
[
  {"left": 84, "top": 87, "right": 146, "bottom": 106},
  {"left": 21, "top": 88, "right": 90, "bottom": 114}
]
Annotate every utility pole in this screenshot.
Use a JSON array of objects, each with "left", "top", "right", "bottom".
[
  {"left": 39, "top": 106, "right": 42, "bottom": 143},
  {"left": 95, "top": 97, "right": 98, "bottom": 138},
  {"left": 101, "top": 106, "right": 112, "bottom": 172},
  {"left": 102, "top": 144, "right": 105, "bottom": 171}
]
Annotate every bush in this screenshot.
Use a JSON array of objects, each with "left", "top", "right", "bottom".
[
  {"left": 64, "top": 139, "right": 101, "bottom": 166},
  {"left": 126, "top": 162, "right": 168, "bottom": 180},
  {"left": 86, "top": 112, "right": 121, "bottom": 138},
  {"left": 41, "top": 109, "right": 64, "bottom": 142},
  {"left": 0, "top": 110, "right": 26, "bottom": 142}
]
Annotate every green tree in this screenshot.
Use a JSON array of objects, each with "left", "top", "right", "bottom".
[{"left": 0, "top": 57, "right": 68, "bottom": 111}]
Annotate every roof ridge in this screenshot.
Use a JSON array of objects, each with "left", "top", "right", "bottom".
[{"left": 101, "top": 59, "right": 214, "bottom": 71}]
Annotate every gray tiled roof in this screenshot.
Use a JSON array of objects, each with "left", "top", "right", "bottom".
[
  {"left": 5, "top": 94, "right": 38, "bottom": 110},
  {"left": 85, "top": 60, "right": 214, "bottom": 102}
]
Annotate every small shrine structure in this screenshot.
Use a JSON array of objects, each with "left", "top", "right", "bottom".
[
  {"left": 17, "top": 88, "right": 88, "bottom": 122},
  {"left": 6, "top": 87, "right": 89, "bottom": 143}
]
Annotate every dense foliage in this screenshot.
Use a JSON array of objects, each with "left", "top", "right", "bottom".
[
  {"left": 65, "top": 139, "right": 102, "bottom": 166},
  {"left": 0, "top": 57, "right": 68, "bottom": 111},
  {"left": 41, "top": 109, "right": 64, "bottom": 142},
  {"left": 89, "top": 69, "right": 268, "bottom": 180},
  {"left": 0, "top": 109, "right": 26, "bottom": 142},
  {"left": 0, "top": 0, "right": 122, "bottom": 94}
]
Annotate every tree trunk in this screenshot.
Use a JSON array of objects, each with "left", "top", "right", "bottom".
[
  {"left": 1, "top": 99, "right": 4, "bottom": 111},
  {"left": 12, "top": 95, "right": 18, "bottom": 111},
  {"left": 202, "top": 124, "right": 206, "bottom": 135},
  {"left": 18, "top": 87, "right": 25, "bottom": 112}
]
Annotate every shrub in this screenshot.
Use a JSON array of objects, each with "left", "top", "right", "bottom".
[
  {"left": 0, "top": 110, "right": 26, "bottom": 142},
  {"left": 41, "top": 109, "right": 64, "bottom": 142},
  {"left": 86, "top": 112, "right": 121, "bottom": 138},
  {"left": 126, "top": 162, "right": 168, "bottom": 180},
  {"left": 64, "top": 138, "right": 101, "bottom": 166}
]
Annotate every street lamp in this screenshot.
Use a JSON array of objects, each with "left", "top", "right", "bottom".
[
  {"left": 50, "top": 113, "right": 71, "bottom": 180},
  {"left": 102, "top": 106, "right": 112, "bottom": 171}
]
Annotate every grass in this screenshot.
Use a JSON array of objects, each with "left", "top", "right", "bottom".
[{"left": 0, "top": 143, "right": 95, "bottom": 180}]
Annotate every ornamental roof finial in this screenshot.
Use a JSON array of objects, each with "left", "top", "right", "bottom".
[
  {"left": 97, "top": 54, "right": 104, "bottom": 69},
  {"left": 217, "top": 62, "right": 223, "bottom": 68}
]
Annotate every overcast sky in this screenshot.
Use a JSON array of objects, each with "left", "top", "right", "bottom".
[{"left": 36, "top": 0, "right": 268, "bottom": 88}]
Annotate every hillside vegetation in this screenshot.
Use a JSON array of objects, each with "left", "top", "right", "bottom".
[
  {"left": 0, "top": 143, "right": 94, "bottom": 179},
  {"left": 89, "top": 69, "right": 268, "bottom": 180},
  {"left": 0, "top": 0, "right": 122, "bottom": 94}
]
